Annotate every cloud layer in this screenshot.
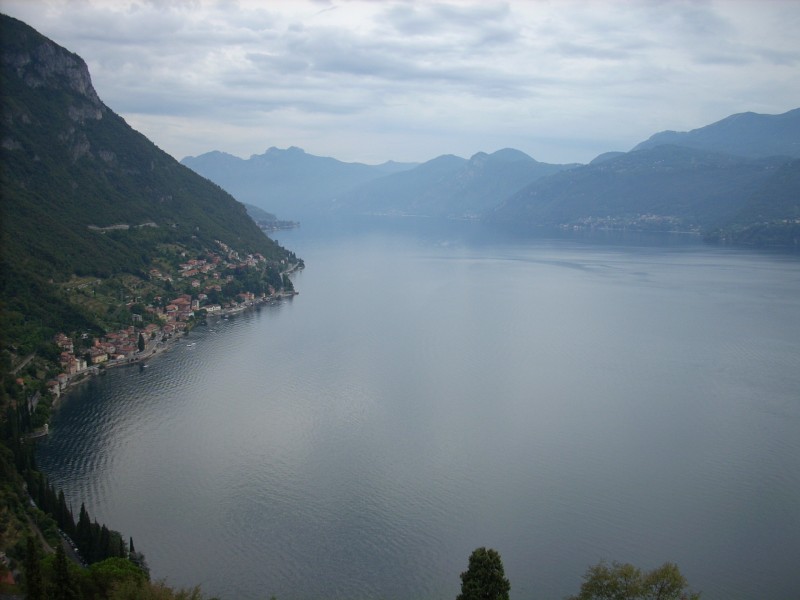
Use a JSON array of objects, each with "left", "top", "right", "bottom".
[{"left": 3, "top": 0, "right": 799, "bottom": 164}]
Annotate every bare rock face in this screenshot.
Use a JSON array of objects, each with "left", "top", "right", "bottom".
[
  {"left": 2, "top": 15, "right": 108, "bottom": 163},
  {"left": 2, "top": 17, "right": 105, "bottom": 120}
]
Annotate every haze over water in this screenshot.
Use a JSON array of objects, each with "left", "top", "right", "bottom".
[{"left": 38, "top": 219, "right": 800, "bottom": 599}]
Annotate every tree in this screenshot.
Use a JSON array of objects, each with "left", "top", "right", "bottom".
[
  {"left": 89, "top": 557, "right": 146, "bottom": 597},
  {"left": 50, "top": 543, "right": 78, "bottom": 600},
  {"left": 138, "top": 333, "right": 146, "bottom": 353},
  {"left": 24, "top": 535, "right": 45, "bottom": 600},
  {"left": 568, "top": 560, "right": 700, "bottom": 600},
  {"left": 457, "top": 547, "right": 510, "bottom": 600},
  {"left": 76, "top": 502, "right": 93, "bottom": 559}
]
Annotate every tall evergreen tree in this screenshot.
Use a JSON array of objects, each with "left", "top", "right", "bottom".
[
  {"left": 56, "top": 488, "right": 72, "bottom": 530},
  {"left": 99, "top": 524, "right": 111, "bottom": 561},
  {"left": 76, "top": 502, "right": 93, "bottom": 559},
  {"left": 457, "top": 547, "right": 510, "bottom": 600},
  {"left": 90, "top": 520, "right": 102, "bottom": 563},
  {"left": 24, "top": 535, "right": 45, "bottom": 600},
  {"left": 50, "top": 543, "right": 78, "bottom": 600}
]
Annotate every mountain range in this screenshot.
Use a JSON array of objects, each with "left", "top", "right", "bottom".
[
  {"left": 182, "top": 146, "right": 417, "bottom": 219},
  {"left": 490, "top": 145, "right": 795, "bottom": 231},
  {"left": 490, "top": 111, "right": 800, "bottom": 241},
  {"left": 182, "top": 146, "right": 577, "bottom": 221},
  {"left": 184, "top": 109, "right": 799, "bottom": 244},
  {"left": 335, "top": 148, "right": 578, "bottom": 218}
]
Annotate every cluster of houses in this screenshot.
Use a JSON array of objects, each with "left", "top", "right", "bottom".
[
  {"left": 47, "top": 292, "right": 198, "bottom": 398},
  {"left": 148, "top": 241, "right": 271, "bottom": 291},
  {"left": 47, "top": 285, "right": 266, "bottom": 400},
  {"left": 41, "top": 242, "right": 293, "bottom": 402}
]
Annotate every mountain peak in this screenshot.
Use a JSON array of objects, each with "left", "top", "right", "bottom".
[
  {"left": 489, "top": 148, "right": 534, "bottom": 162},
  {"left": 1, "top": 14, "right": 103, "bottom": 114},
  {"left": 262, "top": 146, "right": 306, "bottom": 156},
  {"left": 468, "top": 148, "right": 534, "bottom": 165}
]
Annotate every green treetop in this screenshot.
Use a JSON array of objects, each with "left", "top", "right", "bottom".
[{"left": 457, "top": 547, "right": 511, "bottom": 600}]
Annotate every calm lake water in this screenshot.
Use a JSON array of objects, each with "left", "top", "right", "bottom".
[{"left": 38, "top": 219, "right": 800, "bottom": 599}]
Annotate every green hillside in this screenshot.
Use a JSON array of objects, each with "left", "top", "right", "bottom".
[
  {"left": 489, "top": 144, "right": 794, "bottom": 235},
  {"left": 0, "top": 13, "right": 299, "bottom": 351},
  {"left": 0, "top": 14, "right": 305, "bottom": 597}
]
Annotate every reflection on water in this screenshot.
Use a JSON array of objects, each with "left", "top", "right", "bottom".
[{"left": 38, "top": 220, "right": 800, "bottom": 600}]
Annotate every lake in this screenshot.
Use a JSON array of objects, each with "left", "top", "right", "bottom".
[{"left": 37, "top": 218, "right": 800, "bottom": 599}]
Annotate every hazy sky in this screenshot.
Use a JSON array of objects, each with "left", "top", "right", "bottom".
[{"left": 2, "top": 0, "right": 799, "bottom": 164}]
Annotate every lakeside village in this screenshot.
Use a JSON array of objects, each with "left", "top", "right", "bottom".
[{"left": 27, "top": 240, "right": 300, "bottom": 426}]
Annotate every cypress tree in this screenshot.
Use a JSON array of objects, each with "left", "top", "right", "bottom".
[
  {"left": 50, "top": 543, "right": 78, "bottom": 600},
  {"left": 46, "top": 482, "right": 58, "bottom": 515},
  {"left": 56, "top": 489, "right": 67, "bottom": 528},
  {"left": 24, "top": 535, "right": 45, "bottom": 600},
  {"left": 90, "top": 520, "right": 101, "bottom": 563},
  {"left": 99, "top": 524, "right": 111, "bottom": 561},
  {"left": 76, "top": 503, "right": 92, "bottom": 559}
]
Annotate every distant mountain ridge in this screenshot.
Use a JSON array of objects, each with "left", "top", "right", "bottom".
[
  {"left": 485, "top": 108, "right": 800, "bottom": 244},
  {"left": 490, "top": 144, "right": 791, "bottom": 231},
  {"left": 180, "top": 101, "right": 798, "bottom": 244},
  {"left": 184, "top": 146, "right": 577, "bottom": 220},
  {"left": 336, "top": 149, "right": 578, "bottom": 218},
  {"left": 633, "top": 108, "right": 800, "bottom": 158},
  {"left": 182, "top": 146, "right": 418, "bottom": 219}
]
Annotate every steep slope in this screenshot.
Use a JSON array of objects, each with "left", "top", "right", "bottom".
[
  {"left": 182, "top": 146, "right": 418, "bottom": 219},
  {"left": 633, "top": 108, "right": 800, "bottom": 158},
  {"left": 0, "top": 14, "right": 297, "bottom": 346},
  {"left": 338, "top": 149, "right": 577, "bottom": 218},
  {"left": 490, "top": 145, "right": 790, "bottom": 231},
  {"left": 1, "top": 14, "right": 290, "bottom": 274}
]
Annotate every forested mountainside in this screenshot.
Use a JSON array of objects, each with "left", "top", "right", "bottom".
[
  {"left": 490, "top": 145, "right": 791, "bottom": 231},
  {"left": 0, "top": 15, "right": 301, "bottom": 595},
  {"left": 490, "top": 111, "right": 800, "bottom": 245},
  {"left": 1, "top": 13, "right": 299, "bottom": 352},
  {"left": 182, "top": 146, "right": 417, "bottom": 219}
]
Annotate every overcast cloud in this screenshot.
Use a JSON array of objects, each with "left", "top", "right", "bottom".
[{"left": 2, "top": 0, "right": 799, "bottom": 164}]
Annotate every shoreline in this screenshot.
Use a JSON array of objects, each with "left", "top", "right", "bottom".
[{"left": 52, "top": 286, "right": 300, "bottom": 405}]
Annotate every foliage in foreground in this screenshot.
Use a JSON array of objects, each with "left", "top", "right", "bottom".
[
  {"left": 22, "top": 534, "right": 215, "bottom": 600},
  {"left": 17, "top": 538, "right": 702, "bottom": 600},
  {"left": 568, "top": 559, "right": 701, "bottom": 600},
  {"left": 454, "top": 548, "right": 699, "bottom": 600},
  {"left": 457, "top": 547, "right": 511, "bottom": 600}
]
